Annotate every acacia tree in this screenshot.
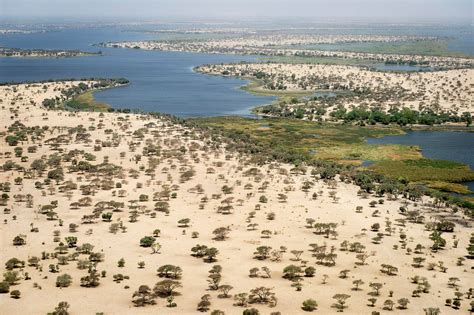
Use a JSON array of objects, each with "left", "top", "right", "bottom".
[
  {"left": 51, "top": 301, "right": 70, "bottom": 315},
  {"left": 248, "top": 287, "right": 275, "bottom": 305},
  {"left": 80, "top": 266, "right": 100, "bottom": 287},
  {"left": 157, "top": 265, "right": 182, "bottom": 279},
  {"left": 254, "top": 246, "right": 272, "bottom": 260},
  {"left": 204, "top": 247, "right": 219, "bottom": 262},
  {"left": 213, "top": 227, "right": 229, "bottom": 241},
  {"left": 282, "top": 265, "right": 302, "bottom": 281},
  {"left": 154, "top": 280, "right": 182, "bottom": 297},
  {"left": 352, "top": 279, "right": 364, "bottom": 290},
  {"left": 332, "top": 294, "right": 350, "bottom": 312},
  {"left": 218, "top": 285, "right": 233, "bottom": 298},
  {"left": 369, "top": 282, "right": 383, "bottom": 296},
  {"left": 197, "top": 294, "right": 211, "bottom": 312},
  {"left": 234, "top": 293, "right": 248, "bottom": 307},
  {"left": 291, "top": 250, "right": 304, "bottom": 261},
  {"left": 384, "top": 299, "right": 395, "bottom": 310}
]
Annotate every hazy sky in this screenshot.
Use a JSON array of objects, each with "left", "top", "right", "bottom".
[{"left": 1, "top": 0, "right": 472, "bottom": 22}]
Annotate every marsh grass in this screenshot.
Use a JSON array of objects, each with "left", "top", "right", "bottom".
[
  {"left": 370, "top": 159, "right": 474, "bottom": 183},
  {"left": 194, "top": 116, "right": 416, "bottom": 163},
  {"left": 64, "top": 91, "right": 111, "bottom": 112},
  {"left": 425, "top": 181, "right": 473, "bottom": 194}
]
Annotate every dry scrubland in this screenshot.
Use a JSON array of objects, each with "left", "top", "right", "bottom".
[
  {"left": 0, "top": 82, "right": 473, "bottom": 315},
  {"left": 198, "top": 63, "right": 474, "bottom": 117}
]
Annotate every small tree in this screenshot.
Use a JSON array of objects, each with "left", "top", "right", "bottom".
[
  {"left": 283, "top": 265, "right": 302, "bottom": 280},
  {"left": 213, "top": 227, "right": 229, "bottom": 241},
  {"left": 118, "top": 258, "right": 125, "bottom": 267},
  {"left": 80, "top": 267, "right": 100, "bottom": 287},
  {"left": 3, "top": 271, "right": 20, "bottom": 285},
  {"left": 304, "top": 266, "right": 316, "bottom": 277},
  {"left": 368, "top": 298, "right": 377, "bottom": 307},
  {"left": 353, "top": 279, "right": 364, "bottom": 290},
  {"left": 218, "top": 285, "right": 233, "bottom": 298},
  {"left": 384, "top": 299, "right": 395, "bottom": 310},
  {"left": 64, "top": 236, "right": 77, "bottom": 248},
  {"left": 50, "top": 301, "right": 70, "bottom": 315},
  {"left": 291, "top": 250, "right": 304, "bottom": 261},
  {"left": 332, "top": 294, "right": 350, "bottom": 311},
  {"left": 197, "top": 294, "right": 211, "bottom": 312},
  {"left": 369, "top": 282, "right": 383, "bottom": 296},
  {"left": 204, "top": 247, "right": 219, "bottom": 262},
  {"left": 178, "top": 218, "right": 190, "bottom": 227},
  {"left": 234, "top": 293, "right": 248, "bottom": 307},
  {"left": 254, "top": 246, "right": 272, "bottom": 260}
]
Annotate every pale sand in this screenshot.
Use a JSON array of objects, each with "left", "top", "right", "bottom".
[
  {"left": 0, "top": 82, "right": 472, "bottom": 314},
  {"left": 198, "top": 63, "right": 474, "bottom": 116}
]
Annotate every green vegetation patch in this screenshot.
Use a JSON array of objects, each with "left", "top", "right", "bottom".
[
  {"left": 317, "top": 144, "right": 422, "bottom": 164},
  {"left": 194, "top": 116, "right": 417, "bottom": 163},
  {"left": 260, "top": 55, "right": 379, "bottom": 67},
  {"left": 64, "top": 92, "right": 111, "bottom": 112},
  {"left": 285, "top": 39, "right": 469, "bottom": 57},
  {"left": 425, "top": 181, "right": 473, "bottom": 194},
  {"left": 241, "top": 79, "right": 314, "bottom": 98},
  {"left": 370, "top": 159, "right": 474, "bottom": 183}
]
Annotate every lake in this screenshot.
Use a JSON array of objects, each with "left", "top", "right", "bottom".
[
  {"left": 0, "top": 27, "right": 275, "bottom": 117},
  {"left": 367, "top": 131, "right": 474, "bottom": 193}
]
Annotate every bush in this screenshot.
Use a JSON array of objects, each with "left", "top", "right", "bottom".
[
  {"left": 10, "top": 290, "right": 20, "bottom": 299},
  {"left": 0, "top": 281, "right": 10, "bottom": 293},
  {"left": 140, "top": 236, "right": 156, "bottom": 247},
  {"left": 302, "top": 299, "right": 318, "bottom": 311},
  {"left": 243, "top": 308, "right": 260, "bottom": 315},
  {"left": 56, "top": 274, "right": 73, "bottom": 288}
]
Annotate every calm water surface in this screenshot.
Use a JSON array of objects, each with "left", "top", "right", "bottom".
[{"left": 0, "top": 27, "right": 275, "bottom": 117}]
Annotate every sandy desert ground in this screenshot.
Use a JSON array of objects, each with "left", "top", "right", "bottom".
[
  {"left": 0, "top": 82, "right": 473, "bottom": 315},
  {"left": 198, "top": 63, "right": 474, "bottom": 116}
]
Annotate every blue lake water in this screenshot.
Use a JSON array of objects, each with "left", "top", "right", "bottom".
[
  {"left": 0, "top": 27, "right": 275, "bottom": 117},
  {"left": 367, "top": 131, "right": 474, "bottom": 193}
]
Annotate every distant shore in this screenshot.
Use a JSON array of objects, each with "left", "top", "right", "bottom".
[{"left": 0, "top": 47, "right": 102, "bottom": 58}]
